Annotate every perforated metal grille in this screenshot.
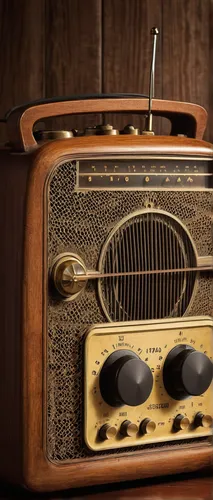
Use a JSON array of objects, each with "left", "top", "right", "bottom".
[{"left": 99, "top": 211, "right": 197, "bottom": 321}]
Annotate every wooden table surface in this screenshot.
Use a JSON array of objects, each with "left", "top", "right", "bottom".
[{"left": 0, "top": 472, "right": 212, "bottom": 499}]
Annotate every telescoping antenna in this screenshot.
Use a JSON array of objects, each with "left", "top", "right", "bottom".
[{"left": 143, "top": 27, "right": 159, "bottom": 135}]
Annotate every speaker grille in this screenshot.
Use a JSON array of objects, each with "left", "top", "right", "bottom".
[{"left": 98, "top": 211, "right": 197, "bottom": 321}]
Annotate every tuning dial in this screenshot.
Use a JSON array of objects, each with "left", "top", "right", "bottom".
[
  {"left": 163, "top": 345, "right": 213, "bottom": 400},
  {"left": 99, "top": 350, "right": 153, "bottom": 407}
]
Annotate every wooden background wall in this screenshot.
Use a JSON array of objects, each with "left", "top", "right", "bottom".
[{"left": 0, "top": 0, "right": 212, "bottom": 142}]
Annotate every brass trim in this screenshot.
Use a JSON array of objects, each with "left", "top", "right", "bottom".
[{"left": 197, "top": 256, "right": 213, "bottom": 268}]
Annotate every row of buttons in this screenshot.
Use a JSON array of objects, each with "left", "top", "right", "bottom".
[
  {"left": 99, "top": 418, "right": 156, "bottom": 441},
  {"left": 99, "top": 412, "right": 212, "bottom": 441}
]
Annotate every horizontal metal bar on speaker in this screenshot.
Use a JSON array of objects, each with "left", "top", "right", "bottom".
[{"left": 70, "top": 265, "right": 213, "bottom": 282}]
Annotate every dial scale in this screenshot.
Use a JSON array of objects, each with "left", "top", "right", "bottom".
[{"left": 84, "top": 317, "right": 213, "bottom": 451}]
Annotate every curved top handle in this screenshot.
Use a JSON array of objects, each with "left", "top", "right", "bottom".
[{"left": 6, "top": 95, "right": 207, "bottom": 151}]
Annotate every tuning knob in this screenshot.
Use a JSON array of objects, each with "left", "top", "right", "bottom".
[
  {"left": 163, "top": 345, "right": 213, "bottom": 400},
  {"left": 99, "top": 350, "right": 153, "bottom": 407}
]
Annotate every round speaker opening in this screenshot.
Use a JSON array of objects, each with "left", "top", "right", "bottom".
[{"left": 98, "top": 209, "right": 198, "bottom": 322}]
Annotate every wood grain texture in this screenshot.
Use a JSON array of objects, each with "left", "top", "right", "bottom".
[
  {"left": 162, "top": 0, "right": 211, "bottom": 141},
  {"left": 0, "top": 0, "right": 212, "bottom": 142},
  {"left": 45, "top": 0, "right": 102, "bottom": 131},
  {"left": 6, "top": 98, "right": 208, "bottom": 151},
  {"left": 0, "top": 0, "right": 44, "bottom": 143},
  {"left": 102, "top": 0, "right": 163, "bottom": 133}
]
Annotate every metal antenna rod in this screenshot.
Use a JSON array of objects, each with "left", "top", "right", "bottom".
[{"left": 143, "top": 27, "right": 159, "bottom": 135}]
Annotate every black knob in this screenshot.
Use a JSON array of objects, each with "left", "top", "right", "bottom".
[
  {"left": 99, "top": 350, "right": 153, "bottom": 407},
  {"left": 163, "top": 345, "right": 213, "bottom": 400}
]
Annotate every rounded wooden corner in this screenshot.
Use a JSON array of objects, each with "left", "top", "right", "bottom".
[{"left": 21, "top": 443, "right": 212, "bottom": 492}]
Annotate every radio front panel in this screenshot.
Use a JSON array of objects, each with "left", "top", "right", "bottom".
[{"left": 45, "top": 155, "right": 213, "bottom": 464}]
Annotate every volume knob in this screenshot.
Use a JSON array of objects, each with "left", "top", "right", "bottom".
[
  {"left": 163, "top": 345, "right": 213, "bottom": 400},
  {"left": 99, "top": 350, "right": 153, "bottom": 407}
]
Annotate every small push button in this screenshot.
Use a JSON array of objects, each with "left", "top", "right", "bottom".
[
  {"left": 173, "top": 414, "right": 190, "bottom": 431},
  {"left": 120, "top": 420, "right": 138, "bottom": 437},
  {"left": 194, "top": 412, "right": 213, "bottom": 429},
  {"left": 99, "top": 424, "right": 117, "bottom": 441},
  {"left": 140, "top": 418, "right": 156, "bottom": 435}
]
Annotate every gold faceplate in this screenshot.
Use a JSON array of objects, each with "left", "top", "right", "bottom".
[{"left": 84, "top": 317, "right": 213, "bottom": 451}]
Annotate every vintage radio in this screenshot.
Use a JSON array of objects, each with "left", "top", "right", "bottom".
[{"left": 0, "top": 29, "right": 212, "bottom": 491}]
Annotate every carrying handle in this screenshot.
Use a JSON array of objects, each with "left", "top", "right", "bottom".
[{"left": 6, "top": 96, "right": 207, "bottom": 151}]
